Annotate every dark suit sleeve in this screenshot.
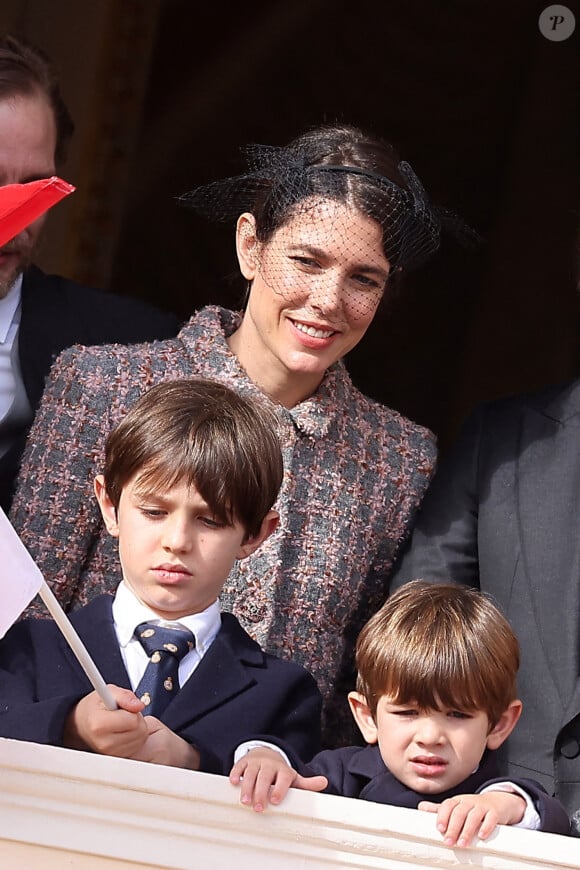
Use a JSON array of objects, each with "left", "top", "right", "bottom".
[
  {"left": 390, "top": 405, "right": 487, "bottom": 591},
  {"left": 0, "top": 622, "right": 87, "bottom": 745},
  {"left": 269, "top": 669, "right": 322, "bottom": 763},
  {"left": 68, "top": 287, "right": 180, "bottom": 348},
  {"left": 477, "top": 777, "right": 571, "bottom": 836},
  {"left": 194, "top": 661, "right": 322, "bottom": 776},
  {"left": 299, "top": 748, "right": 359, "bottom": 797},
  {"left": 198, "top": 668, "right": 322, "bottom": 776}
]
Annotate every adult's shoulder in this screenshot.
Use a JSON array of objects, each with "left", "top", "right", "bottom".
[
  {"left": 450, "top": 377, "right": 580, "bottom": 458},
  {"left": 342, "top": 381, "right": 436, "bottom": 455},
  {"left": 477, "top": 377, "right": 580, "bottom": 426},
  {"left": 32, "top": 332, "right": 195, "bottom": 437},
  {"left": 49, "top": 326, "right": 190, "bottom": 383},
  {"left": 21, "top": 265, "right": 180, "bottom": 344}
]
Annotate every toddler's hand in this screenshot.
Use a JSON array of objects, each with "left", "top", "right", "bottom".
[
  {"left": 419, "top": 790, "right": 526, "bottom": 847},
  {"left": 230, "top": 747, "right": 327, "bottom": 812}
]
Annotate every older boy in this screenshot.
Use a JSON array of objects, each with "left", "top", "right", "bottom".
[
  {"left": 0, "top": 379, "right": 321, "bottom": 774},
  {"left": 231, "top": 582, "right": 569, "bottom": 841}
]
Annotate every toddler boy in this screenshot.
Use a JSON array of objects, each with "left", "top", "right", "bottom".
[{"left": 231, "top": 581, "right": 570, "bottom": 841}]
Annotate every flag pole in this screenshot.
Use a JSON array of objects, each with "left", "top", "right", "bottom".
[
  {"left": 0, "top": 508, "right": 116, "bottom": 710},
  {"left": 38, "top": 581, "right": 117, "bottom": 711}
]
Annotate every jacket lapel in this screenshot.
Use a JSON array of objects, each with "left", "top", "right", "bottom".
[
  {"left": 64, "top": 595, "right": 132, "bottom": 689},
  {"left": 19, "top": 267, "right": 67, "bottom": 406},
  {"left": 516, "top": 384, "right": 580, "bottom": 708},
  {"left": 163, "top": 615, "right": 261, "bottom": 731}
]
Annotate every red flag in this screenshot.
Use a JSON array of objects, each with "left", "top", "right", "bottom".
[{"left": 0, "top": 176, "right": 75, "bottom": 247}]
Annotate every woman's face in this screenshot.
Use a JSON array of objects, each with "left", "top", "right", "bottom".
[{"left": 235, "top": 199, "right": 390, "bottom": 394}]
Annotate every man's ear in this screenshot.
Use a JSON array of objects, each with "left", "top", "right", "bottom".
[
  {"left": 235, "top": 212, "right": 260, "bottom": 281},
  {"left": 486, "top": 699, "right": 523, "bottom": 751},
  {"left": 348, "top": 691, "right": 379, "bottom": 744},
  {"left": 237, "top": 510, "right": 279, "bottom": 560},
  {"left": 94, "top": 474, "right": 120, "bottom": 538}
]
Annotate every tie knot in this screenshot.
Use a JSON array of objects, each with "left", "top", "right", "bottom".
[{"left": 134, "top": 621, "right": 195, "bottom": 662}]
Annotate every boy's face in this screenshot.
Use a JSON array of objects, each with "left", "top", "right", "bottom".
[
  {"left": 95, "top": 475, "right": 278, "bottom": 620},
  {"left": 349, "top": 693, "right": 521, "bottom": 796}
]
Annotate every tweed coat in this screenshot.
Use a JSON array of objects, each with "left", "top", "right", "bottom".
[{"left": 11, "top": 305, "right": 436, "bottom": 746}]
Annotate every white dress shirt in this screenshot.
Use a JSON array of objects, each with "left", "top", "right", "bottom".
[
  {"left": 111, "top": 580, "right": 287, "bottom": 766},
  {"left": 112, "top": 580, "right": 221, "bottom": 691},
  {"left": 0, "top": 275, "right": 32, "bottom": 458}
]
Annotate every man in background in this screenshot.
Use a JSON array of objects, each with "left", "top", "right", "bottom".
[{"left": 0, "top": 34, "right": 180, "bottom": 512}]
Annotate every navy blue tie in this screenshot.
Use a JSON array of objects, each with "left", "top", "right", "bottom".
[{"left": 134, "top": 622, "right": 195, "bottom": 717}]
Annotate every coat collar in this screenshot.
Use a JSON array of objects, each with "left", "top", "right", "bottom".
[{"left": 177, "top": 306, "right": 355, "bottom": 440}]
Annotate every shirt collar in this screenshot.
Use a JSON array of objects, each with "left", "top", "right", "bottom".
[
  {"left": 112, "top": 580, "right": 222, "bottom": 656},
  {"left": 0, "top": 274, "right": 23, "bottom": 343},
  {"left": 178, "top": 305, "right": 354, "bottom": 440}
]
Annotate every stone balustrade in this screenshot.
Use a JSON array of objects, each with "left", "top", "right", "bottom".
[{"left": 0, "top": 738, "right": 578, "bottom": 869}]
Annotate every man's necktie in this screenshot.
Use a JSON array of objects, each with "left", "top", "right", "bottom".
[{"left": 134, "top": 621, "right": 195, "bottom": 717}]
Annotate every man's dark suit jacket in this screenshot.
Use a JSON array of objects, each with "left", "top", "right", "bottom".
[
  {"left": 0, "top": 594, "right": 322, "bottom": 774},
  {"left": 302, "top": 744, "right": 570, "bottom": 835},
  {"left": 391, "top": 379, "right": 580, "bottom": 825},
  {"left": 0, "top": 265, "right": 180, "bottom": 512}
]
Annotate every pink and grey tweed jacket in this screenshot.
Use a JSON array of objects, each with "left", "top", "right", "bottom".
[{"left": 11, "top": 306, "right": 436, "bottom": 745}]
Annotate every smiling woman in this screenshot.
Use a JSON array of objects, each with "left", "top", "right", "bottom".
[
  {"left": 11, "top": 124, "right": 456, "bottom": 747},
  {"left": 229, "top": 201, "right": 388, "bottom": 408}
]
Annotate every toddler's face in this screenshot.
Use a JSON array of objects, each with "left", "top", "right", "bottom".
[{"left": 363, "top": 696, "right": 493, "bottom": 795}]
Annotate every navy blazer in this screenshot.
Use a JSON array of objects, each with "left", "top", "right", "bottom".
[
  {"left": 0, "top": 594, "right": 322, "bottom": 774},
  {"left": 391, "top": 378, "right": 580, "bottom": 824},
  {"left": 303, "top": 744, "right": 570, "bottom": 835},
  {"left": 0, "top": 265, "right": 180, "bottom": 511}
]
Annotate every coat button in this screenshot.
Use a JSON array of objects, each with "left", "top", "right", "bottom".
[{"left": 559, "top": 736, "right": 580, "bottom": 759}]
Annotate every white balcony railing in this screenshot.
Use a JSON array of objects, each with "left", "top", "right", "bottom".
[{"left": 0, "top": 737, "right": 578, "bottom": 869}]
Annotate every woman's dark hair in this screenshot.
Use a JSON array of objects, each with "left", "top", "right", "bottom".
[
  {"left": 179, "top": 123, "right": 456, "bottom": 272},
  {"left": 250, "top": 125, "right": 408, "bottom": 248}
]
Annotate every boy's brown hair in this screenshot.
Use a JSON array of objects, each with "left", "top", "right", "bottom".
[
  {"left": 356, "top": 581, "right": 520, "bottom": 727},
  {"left": 103, "top": 378, "right": 283, "bottom": 539}
]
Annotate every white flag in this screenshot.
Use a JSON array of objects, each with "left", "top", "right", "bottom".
[
  {"left": 0, "top": 508, "right": 116, "bottom": 709},
  {"left": 0, "top": 507, "right": 43, "bottom": 638}
]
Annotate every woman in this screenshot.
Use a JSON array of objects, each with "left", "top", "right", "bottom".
[{"left": 11, "top": 125, "right": 450, "bottom": 745}]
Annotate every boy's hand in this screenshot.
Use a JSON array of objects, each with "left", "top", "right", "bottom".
[
  {"left": 418, "top": 790, "right": 527, "bottom": 847},
  {"left": 131, "top": 716, "right": 201, "bottom": 770},
  {"left": 64, "top": 685, "right": 147, "bottom": 757},
  {"left": 229, "top": 747, "right": 328, "bottom": 812}
]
